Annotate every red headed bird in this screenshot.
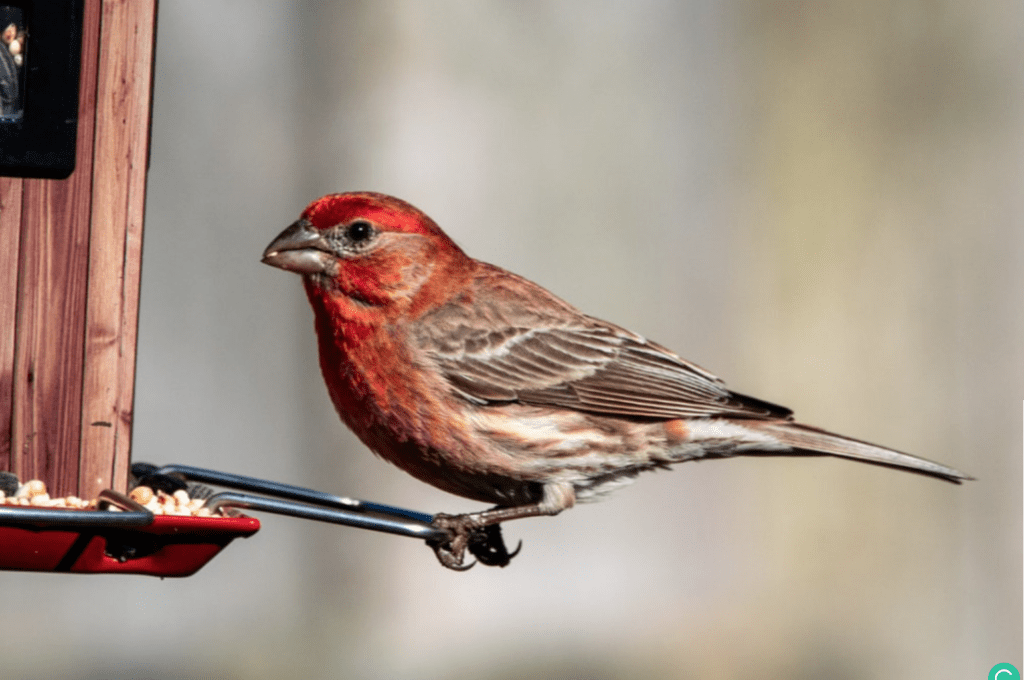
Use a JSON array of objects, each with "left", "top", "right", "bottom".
[{"left": 263, "top": 192, "right": 969, "bottom": 569}]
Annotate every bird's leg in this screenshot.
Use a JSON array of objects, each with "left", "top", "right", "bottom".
[{"left": 429, "top": 482, "right": 576, "bottom": 570}]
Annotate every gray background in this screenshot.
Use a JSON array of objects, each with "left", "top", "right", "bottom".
[{"left": 4, "top": 2, "right": 1021, "bottom": 679}]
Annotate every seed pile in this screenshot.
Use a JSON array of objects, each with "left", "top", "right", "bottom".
[
  {"left": 0, "top": 479, "right": 218, "bottom": 517},
  {"left": 0, "top": 479, "right": 92, "bottom": 509},
  {"left": 128, "top": 485, "right": 216, "bottom": 517}
]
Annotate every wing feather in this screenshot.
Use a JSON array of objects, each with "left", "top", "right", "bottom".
[{"left": 415, "top": 264, "right": 792, "bottom": 421}]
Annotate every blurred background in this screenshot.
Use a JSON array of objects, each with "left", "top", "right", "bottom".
[{"left": 3, "top": 2, "right": 1021, "bottom": 678}]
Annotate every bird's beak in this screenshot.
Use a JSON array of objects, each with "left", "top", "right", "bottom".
[{"left": 262, "top": 219, "right": 335, "bottom": 275}]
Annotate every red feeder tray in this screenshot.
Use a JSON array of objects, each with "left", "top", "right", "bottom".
[
  {"left": 0, "top": 509, "right": 260, "bottom": 577},
  {"left": 0, "top": 463, "right": 450, "bottom": 577}
]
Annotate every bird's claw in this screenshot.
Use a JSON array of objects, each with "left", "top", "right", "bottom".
[
  {"left": 428, "top": 513, "right": 476, "bottom": 570},
  {"left": 428, "top": 514, "right": 521, "bottom": 570},
  {"left": 467, "top": 524, "right": 520, "bottom": 567}
]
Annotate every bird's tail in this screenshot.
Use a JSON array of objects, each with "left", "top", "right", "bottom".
[
  {"left": 684, "top": 419, "right": 970, "bottom": 483},
  {"left": 730, "top": 420, "right": 971, "bottom": 483}
]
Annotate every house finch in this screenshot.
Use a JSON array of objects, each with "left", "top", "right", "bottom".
[{"left": 262, "top": 192, "right": 969, "bottom": 569}]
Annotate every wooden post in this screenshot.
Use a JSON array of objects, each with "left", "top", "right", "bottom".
[{"left": 0, "top": 0, "right": 156, "bottom": 500}]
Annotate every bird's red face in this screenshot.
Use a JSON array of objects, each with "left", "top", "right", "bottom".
[{"left": 263, "top": 192, "right": 466, "bottom": 315}]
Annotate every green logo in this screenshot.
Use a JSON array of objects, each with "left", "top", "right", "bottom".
[{"left": 990, "top": 663, "right": 1021, "bottom": 680}]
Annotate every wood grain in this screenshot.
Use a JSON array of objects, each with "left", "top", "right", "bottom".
[
  {"left": 9, "top": 0, "right": 102, "bottom": 497},
  {"left": 0, "top": 177, "right": 24, "bottom": 471},
  {"left": 5, "top": 0, "right": 156, "bottom": 498},
  {"left": 79, "top": 0, "right": 157, "bottom": 499}
]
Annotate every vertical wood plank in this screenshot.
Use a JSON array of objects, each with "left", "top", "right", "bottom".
[
  {"left": 9, "top": 0, "right": 102, "bottom": 497},
  {"left": 79, "top": 0, "right": 157, "bottom": 498},
  {"left": 0, "top": 177, "right": 24, "bottom": 471}
]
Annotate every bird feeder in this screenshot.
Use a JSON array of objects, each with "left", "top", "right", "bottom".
[{"left": 0, "top": 0, "right": 457, "bottom": 577}]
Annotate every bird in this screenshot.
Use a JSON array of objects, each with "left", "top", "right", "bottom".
[{"left": 262, "top": 191, "right": 970, "bottom": 569}]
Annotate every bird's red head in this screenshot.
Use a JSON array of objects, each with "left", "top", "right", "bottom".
[
  {"left": 263, "top": 192, "right": 470, "bottom": 320},
  {"left": 299, "top": 192, "right": 450, "bottom": 239}
]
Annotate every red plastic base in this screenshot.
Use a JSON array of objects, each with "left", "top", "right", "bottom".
[{"left": 0, "top": 514, "right": 260, "bottom": 577}]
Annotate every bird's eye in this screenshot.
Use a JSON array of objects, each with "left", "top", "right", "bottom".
[
  {"left": 346, "top": 221, "right": 374, "bottom": 243},
  {"left": 324, "top": 220, "right": 377, "bottom": 255}
]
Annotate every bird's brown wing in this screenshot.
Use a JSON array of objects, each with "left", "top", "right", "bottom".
[{"left": 414, "top": 267, "right": 792, "bottom": 421}]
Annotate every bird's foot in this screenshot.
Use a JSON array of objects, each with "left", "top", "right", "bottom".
[
  {"left": 429, "top": 513, "right": 475, "bottom": 570},
  {"left": 468, "top": 523, "right": 521, "bottom": 567},
  {"left": 429, "top": 514, "right": 521, "bottom": 570}
]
